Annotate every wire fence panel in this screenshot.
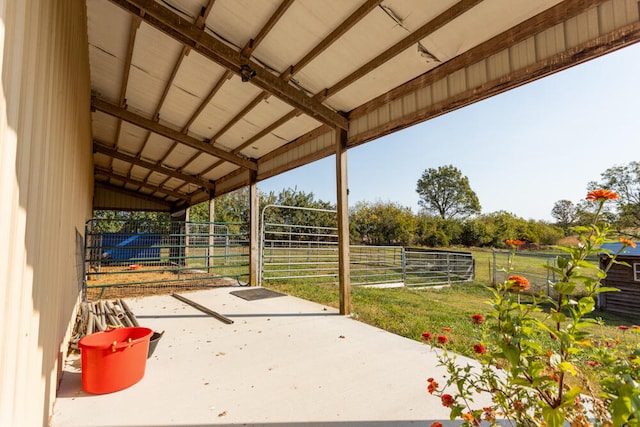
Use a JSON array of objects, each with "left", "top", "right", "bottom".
[
  {"left": 404, "top": 249, "right": 474, "bottom": 286},
  {"left": 84, "top": 219, "right": 249, "bottom": 301},
  {"left": 492, "top": 250, "right": 598, "bottom": 297},
  {"left": 492, "top": 250, "right": 558, "bottom": 296},
  {"left": 260, "top": 205, "right": 473, "bottom": 287},
  {"left": 350, "top": 245, "right": 404, "bottom": 286}
]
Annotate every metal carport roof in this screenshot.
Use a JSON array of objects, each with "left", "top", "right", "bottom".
[{"left": 87, "top": 0, "right": 640, "bottom": 212}]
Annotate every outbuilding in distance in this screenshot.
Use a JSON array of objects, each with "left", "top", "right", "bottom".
[{"left": 599, "top": 242, "right": 640, "bottom": 320}]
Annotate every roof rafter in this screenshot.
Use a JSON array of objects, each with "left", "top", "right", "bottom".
[
  {"left": 108, "top": 0, "right": 348, "bottom": 130},
  {"left": 211, "top": 0, "right": 381, "bottom": 143},
  {"left": 132, "top": 1, "right": 217, "bottom": 183},
  {"left": 110, "top": 14, "right": 141, "bottom": 169},
  {"left": 162, "top": 0, "right": 299, "bottom": 191},
  {"left": 95, "top": 182, "right": 173, "bottom": 208},
  {"left": 185, "top": 0, "right": 484, "bottom": 183},
  {"left": 178, "top": 0, "right": 382, "bottom": 184},
  {"left": 92, "top": 96, "right": 257, "bottom": 171},
  {"left": 322, "top": 0, "right": 484, "bottom": 100},
  {"left": 93, "top": 141, "right": 215, "bottom": 191},
  {"left": 95, "top": 166, "right": 191, "bottom": 201}
]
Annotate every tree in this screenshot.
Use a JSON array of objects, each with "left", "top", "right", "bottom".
[
  {"left": 590, "top": 161, "right": 640, "bottom": 235},
  {"left": 350, "top": 201, "right": 416, "bottom": 246},
  {"left": 550, "top": 199, "right": 577, "bottom": 234},
  {"left": 416, "top": 165, "right": 481, "bottom": 220}
]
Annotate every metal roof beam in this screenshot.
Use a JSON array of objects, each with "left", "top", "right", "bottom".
[
  {"left": 108, "top": 0, "right": 348, "bottom": 130},
  {"left": 93, "top": 141, "right": 215, "bottom": 191},
  {"left": 94, "top": 166, "right": 191, "bottom": 201},
  {"left": 95, "top": 182, "right": 173, "bottom": 208},
  {"left": 92, "top": 96, "right": 257, "bottom": 171}
]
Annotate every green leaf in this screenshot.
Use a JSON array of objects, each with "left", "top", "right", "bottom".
[
  {"left": 577, "top": 297, "right": 595, "bottom": 315},
  {"left": 554, "top": 281, "right": 576, "bottom": 295},
  {"left": 556, "top": 256, "right": 569, "bottom": 269},
  {"left": 551, "top": 312, "right": 566, "bottom": 323},
  {"left": 594, "top": 286, "right": 620, "bottom": 294},
  {"left": 558, "top": 361, "right": 577, "bottom": 376},
  {"left": 542, "top": 406, "right": 565, "bottom": 427},
  {"left": 561, "top": 386, "right": 583, "bottom": 407},
  {"left": 610, "top": 394, "right": 632, "bottom": 427},
  {"left": 502, "top": 344, "right": 521, "bottom": 367}
]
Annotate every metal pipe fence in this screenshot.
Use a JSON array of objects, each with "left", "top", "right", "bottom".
[
  {"left": 259, "top": 205, "right": 474, "bottom": 287},
  {"left": 492, "top": 250, "right": 599, "bottom": 297},
  {"left": 404, "top": 249, "right": 474, "bottom": 286},
  {"left": 83, "top": 219, "right": 249, "bottom": 301}
]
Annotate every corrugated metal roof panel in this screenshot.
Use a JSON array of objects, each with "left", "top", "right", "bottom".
[
  {"left": 92, "top": 112, "right": 119, "bottom": 142},
  {"left": 601, "top": 243, "right": 640, "bottom": 256},
  {"left": 206, "top": 0, "right": 281, "bottom": 50}
]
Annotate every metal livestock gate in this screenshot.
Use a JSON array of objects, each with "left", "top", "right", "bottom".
[{"left": 260, "top": 205, "right": 474, "bottom": 287}]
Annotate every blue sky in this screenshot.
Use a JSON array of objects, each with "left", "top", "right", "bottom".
[{"left": 259, "top": 43, "right": 640, "bottom": 221}]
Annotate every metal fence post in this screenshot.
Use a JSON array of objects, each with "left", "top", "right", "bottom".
[{"left": 492, "top": 250, "right": 497, "bottom": 285}]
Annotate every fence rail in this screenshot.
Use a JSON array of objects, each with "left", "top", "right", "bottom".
[
  {"left": 260, "top": 205, "right": 474, "bottom": 287},
  {"left": 405, "top": 249, "right": 475, "bottom": 286},
  {"left": 83, "top": 219, "right": 249, "bottom": 300},
  {"left": 492, "top": 250, "right": 599, "bottom": 297}
]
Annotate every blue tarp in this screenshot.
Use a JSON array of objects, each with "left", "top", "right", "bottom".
[{"left": 101, "top": 233, "right": 161, "bottom": 261}]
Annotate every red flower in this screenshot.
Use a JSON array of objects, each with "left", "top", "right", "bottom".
[
  {"left": 441, "top": 394, "right": 455, "bottom": 407},
  {"left": 421, "top": 331, "right": 432, "bottom": 341},
  {"left": 618, "top": 325, "right": 630, "bottom": 331},
  {"left": 505, "top": 239, "right": 525, "bottom": 246},
  {"left": 586, "top": 189, "right": 619, "bottom": 201},
  {"left": 632, "top": 325, "right": 640, "bottom": 329},
  {"left": 427, "top": 378, "right": 439, "bottom": 394},
  {"left": 443, "top": 327, "right": 452, "bottom": 332},
  {"left": 430, "top": 423, "right": 443, "bottom": 427},
  {"left": 462, "top": 413, "right": 475, "bottom": 422},
  {"left": 471, "top": 314, "right": 485, "bottom": 324},
  {"left": 507, "top": 275, "right": 530, "bottom": 292},
  {"left": 619, "top": 238, "right": 637, "bottom": 248},
  {"left": 437, "top": 335, "right": 449, "bottom": 344},
  {"left": 473, "top": 344, "right": 486, "bottom": 354}
]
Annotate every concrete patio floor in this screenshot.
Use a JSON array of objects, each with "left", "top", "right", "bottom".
[{"left": 51, "top": 286, "right": 493, "bottom": 427}]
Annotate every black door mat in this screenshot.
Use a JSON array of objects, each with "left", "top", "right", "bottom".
[{"left": 230, "top": 288, "right": 285, "bottom": 301}]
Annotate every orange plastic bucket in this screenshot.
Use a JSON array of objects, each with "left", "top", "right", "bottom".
[{"left": 78, "top": 327, "right": 153, "bottom": 394}]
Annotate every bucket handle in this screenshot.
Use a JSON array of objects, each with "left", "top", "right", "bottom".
[{"left": 111, "top": 338, "right": 133, "bottom": 352}]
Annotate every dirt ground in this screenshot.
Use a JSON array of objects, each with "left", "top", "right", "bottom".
[{"left": 85, "top": 265, "right": 241, "bottom": 300}]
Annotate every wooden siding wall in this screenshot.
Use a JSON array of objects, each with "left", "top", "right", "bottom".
[
  {"left": 601, "top": 257, "right": 640, "bottom": 319},
  {"left": 0, "top": 1, "right": 93, "bottom": 426}
]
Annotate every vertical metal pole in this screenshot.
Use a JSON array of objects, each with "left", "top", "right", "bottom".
[
  {"left": 83, "top": 220, "right": 91, "bottom": 303},
  {"left": 208, "top": 197, "right": 215, "bottom": 272},
  {"left": 336, "top": 128, "right": 351, "bottom": 315},
  {"left": 492, "top": 250, "right": 497, "bottom": 285},
  {"left": 184, "top": 207, "right": 190, "bottom": 269},
  {"left": 402, "top": 247, "right": 406, "bottom": 286},
  {"left": 249, "top": 172, "right": 259, "bottom": 287}
]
